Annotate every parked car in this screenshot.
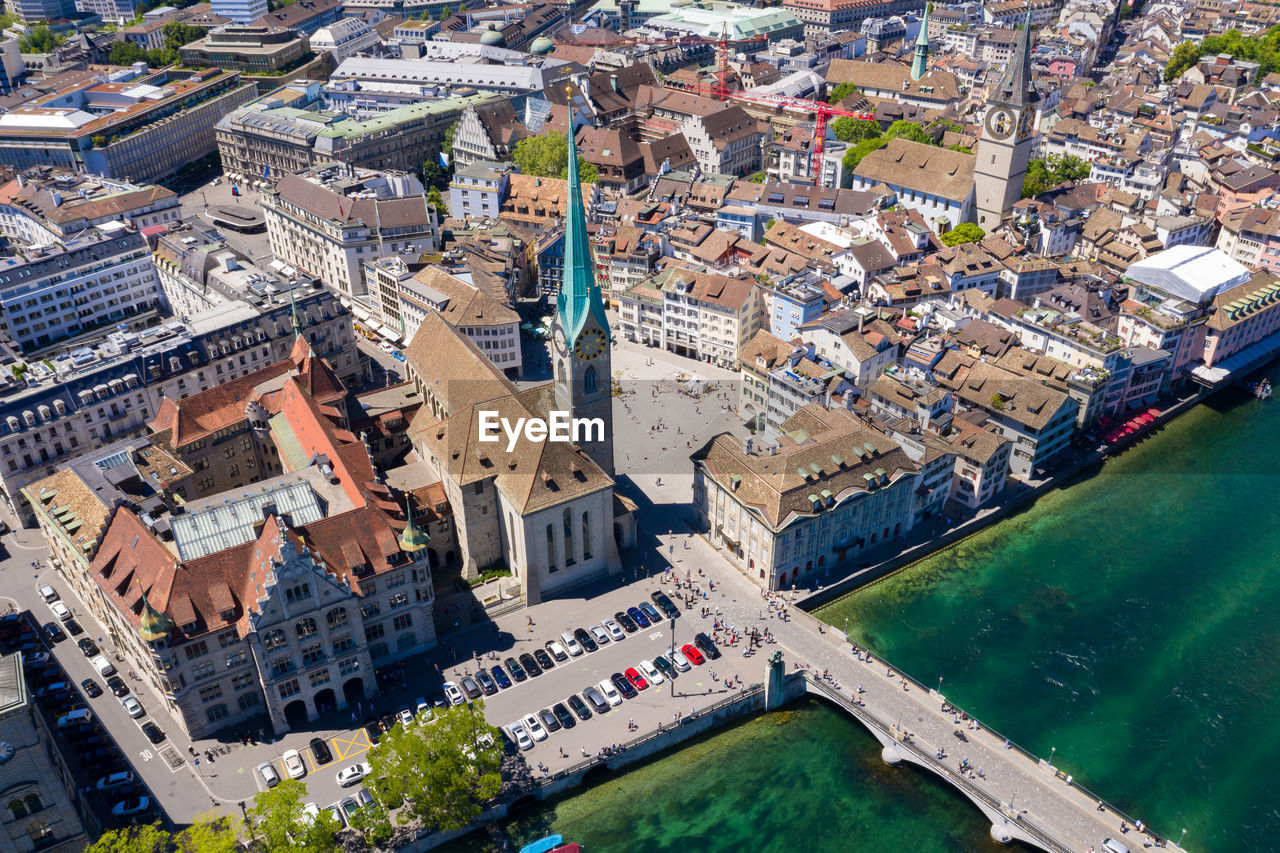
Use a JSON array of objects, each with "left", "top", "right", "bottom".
[
  {"left": 559, "top": 632, "right": 584, "bottom": 656},
  {"left": 282, "top": 749, "right": 306, "bottom": 780},
  {"left": 80, "top": 677, "right": 103, "bottom": 698},
  {"left": 49, "top": 601, "right": 71, "bottom": 622},
  {"left": 415, "top": 697, "right": 431, "bottom": 717},
  {"left": 120, "top": 696, "right": 144, "bottom": 718},
  {"left": 624, "top": 667, "right": 649, "bottom": 691},
  {"left": 90, "top": 655, "right": 116, "bottom": 677},
  {"left": 64, "top": 618, "right": 83, "bottom": 636},
  {"left": 42, "top": 622, "right": 66, "bottom": 644},
  {"left": 681, "top": 644, "right": 706, "bottom": 665},
  {"left": 77, "top": 638, "right": 100, "bottom": 657},
  {"left": 140, "top": 722, "right": 165, "bottom": 744},
  {"left": 639, "top": 602, "right": 662, "bottom": 624},
  {"left": 56, "top": 708, "right": 92, "bottom": 729},
  {"left": 490, "top": 665, "right": 512, "bottom": 689},
  {"left": 669, "top": 649, "right": 692, "bottom": 671},
  {"left": 398, "top": 708, "right": 415, "bottom": 728},
  {"left": 442, "top": 681, "right": 465, "bottom": 706},
  {"left": 38, "top": 585, "right": 58, "bottom": 603},
  {"left": 323, "top": 803, "right": 346, "bottom": 829},
  {"left": 537, "top": 707, "right": 560, "bottom": 733},
  {"left": 611, "top": 672, "right": 637, "bottom": 699},
  {"left": 112, "top": 797, "right": 151, "bottom": 818},
  {"left": 627, "top": 606, "right": 650, "bottom": 628},
  {"left": 573, "top": 627, "right": 597, "bottom": 653},
  {"left": 566, "top": 693, "right": 592, "bottom": 721},
  {"left": 507, "top": 722, "right": 534, "bottom": 751},
  {"left": 551, "top": 702, "right": 576, "bottom": 729},
  {"left": 96, "top": 771, "right": 135, "bottom": 791},
  {"left": 651, "top": 591, "right": 680, "bottom": 620},
  {"left": 653, "top": 655, "right": 677, "bottom": 680},
  {"left": 614, "top": 611, "right": 638, "bottom": 633},
  {"left": 639, "top": 659, "right": 664, "bottom": 685},
  {"left": 694, "top": 632, "right": 722, "bottom": 660},
  {"left": 544, "top": 640, "right": 568, "bottom": 661},
  {"left": 461, "top": 677, "right": 482, "bottom": 699},
  {"left": 336, "top": 763, "right": 370, "bottom": 787},
  {"left": 106, "top": 676, "right": 128, "bottom": 697},
  {"left": 310, "top": 737, "right": 333, "bottom": 766},
  {"left": 532, "top": 648, "right": 555, "bottom": 671},
  {"left": 518, "top": 652, "right": 542, "bottom": 678},
  {"left": 22, "top": 651, "right": 48, "bottom": 666},
  {"left": 475, "top": 669, "right": 498, "bottom": 695},
  {"left": 588, "top": 625, "right": 610, "bottom": 646},
  {"left": 504, "top": 656, "right": 528, "bottom": 681},
  {"left": 596, "top": 679, "right": 622, "bottom": 706},
  {"left": 522, "top": 714, "right": 548, "bottom": 741},
  {"left": 603, "top": 619, "right": 626, "bottom": 641},
  {"left": 582, "top": 685, "right": 610, "bottom": 714}
]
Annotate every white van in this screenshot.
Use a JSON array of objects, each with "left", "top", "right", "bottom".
[
  {"left": 38, "top": 585, "right": 57, "bottom": 603},
  {"left": 1102, "top": 839, "right": 1131, "bottom": 853},
  {"left": 90, "top": 655, "right": 116, "bottom": 677},
  {"left": 57, "top": 709, "right": 92, "bottom": 729}
]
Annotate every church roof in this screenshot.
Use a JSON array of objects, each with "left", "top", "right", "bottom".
[
  {"left": 991, "top": 13, "right": 1036, "bottom": 108},
  {"left": 555, "top": 119, "right": 611, "bottom": 345}
]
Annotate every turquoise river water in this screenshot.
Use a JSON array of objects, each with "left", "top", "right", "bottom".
[{"left": 452, "top": 385, "right": 1279, "bottom": 853}]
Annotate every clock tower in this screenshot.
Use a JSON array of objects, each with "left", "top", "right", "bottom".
[
  {"left": 973, "top": 14, "right": 1038, "bottom": 231},
  {"left": 551, "top": 125, "right": 614, "bottom": 477}
]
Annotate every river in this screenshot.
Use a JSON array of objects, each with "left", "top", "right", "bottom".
[{"left": 453, "top": 385, "right": 1278, "bottom": 853}]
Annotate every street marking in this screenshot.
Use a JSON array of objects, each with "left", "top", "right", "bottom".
[
  {"left": 647, "top": 632, "right": 662, "bottom": 640},
  {"left": 330, "top": 728, "right": 372, "bottom": 761},
  {"left": 140, "top": 749, "right": 153, "bottom": 762}
]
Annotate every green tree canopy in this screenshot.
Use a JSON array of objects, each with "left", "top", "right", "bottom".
[
  {"left": 1164, "top": 41, "right": 1201, "bottom": 82},
  {"left": 365, "top": 699, "right": 503, "bottom": 832},
  {"left": 348, "top": 796, "right": 394, "bottom": 846},
  {"left": 86, "top": 823, "right": 171, "bottom": 853},
  {"left": 827, "top": 81, "right": 858, "bottom": 105},
  {"left": 746, "top": 171, "right": 767, "bottom": 183},
  {"left": 174, "top": 813, "right": 239, "bottom": 853},
  {"left": 842, "top": 136, "right": 889, "bottom": 172},
  {"left": 512, "top": 131, "right": 598, "bottom": 183},
  {"left": 1021, "top": 154, "right": 1091, "bottom": 198},
  {"left": 162, "top": 21, "right": 204, "bottom": 51},
  {"left": 19, "top": 25, "right": 64, "bottom": 54},
  {"left": 427, "top": 185, "right": 445, "bottom": 212},
  {"left": 109, "top": 40, "right": 148, "bottom": 65},
  {"left": 940, "top": 222, "right": 985, "bottom": 246},
  {"left": 830, "top": 117, "right": 881, "bottom": 144},
  {"left": 1165, "top": 25, "right": 1280, "bottom": 83},
  {"left": 884, "top": 120, "right": 935, "bottom": 145},
  {"left": 247, "top": 778, "right": 339, "bottom": 853}
]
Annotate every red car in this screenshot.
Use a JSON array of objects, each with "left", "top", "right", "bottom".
[
  {"left": 681, "top": 644, "right": 706, "bottom": 665},
  {"left": 624, "top": 667, "right": 649, "bottom": 690}
]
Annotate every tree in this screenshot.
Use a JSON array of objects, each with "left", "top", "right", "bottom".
[
  {"left": 147, "top": 47, "right": 178, "bottom": 67},
  {"left": 512, "top": 131, "right": 598, "bottom": 182},
  {"left": 109, "top": 40, "right": 148, "bottom": 65},
  {"left": 247, "top": 778, "right": 339, "bottom": 853},
  {"left": 348, "top": 798, "right": 394, "bottom": 846},
  {"left": 422, "top": 158, "right": 450, "bottom": 191},
  {"left": 442, "top": 119, "right": 459, "bottom": 154},
  {"left": 1165, "top": 41, "right": 1201, "bottom": 82},
  {"left": 884, "top": 120, "right": 934, "bottom": 145},
  {"left": 19, "top": 25, "right": 64, "bottom": 54},
  {"left": 428, "top": 185, "right": 445, "bottom": 212},
  {"left": 162, "top": 21, "right": 204, "bottom": 51},
  {"left": 365, "top": 700, "right": 503, "bottom": 832},
  {"left": 842, "top": 136, "right": 888, "bottom": 172},
  {"left": 746, "top": 171, "right": 767, "bottom": 183},
  {"left": 1021, "top": 154, "right": 1091, "bottom": 198},
  {"left": 86, "top": 822, "right": 171, "bottom": 853},
  {"left": 174, "top": 812, "right": 238, "bottom": 853},
  {"left": 827, "top": 81, "right": 858, "bottom": 105},
  {"left": 940, "top": 222, "right": 985, "bottom": 246},
  {"left": 830, "top": 117, "right": 881, "bottom": 144},
  {"left": 438, "top": 4, "right": 453, "bottom": 19}
]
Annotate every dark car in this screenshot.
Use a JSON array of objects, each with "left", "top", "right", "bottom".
[
  {"left": 651, "top": 591, "right": 680, "bottom": 620},
  {"left": 653, "top": 655, "right": 677, "bottom": 680},
  {"left": 499, "top": 730, "right": 517, "bottom": 756},
  {"left": 610, "top": 672, "right": 637, "bottom": 699},
  {"left": 627, "top": 606, "right": 650, "bottom": 628},
  {"left": 504, "top": 657, "right": 528, "bottom": 682},
  {"left": 379, "top": 712, "right": 398, "bottom": 734},
  {"left": 518, "top": 653, "right": 542, "bottom": 678},
  {"left": 64, "top": 618, "right": 83, "bottom": 636},
  {"left": 537, "top": 708, "right": 560, "bottom": 733},
  {"left": 490, "top": 665, "right": 512, "bottom": 689},
  {"left": 310, "top": 737, "right": 333, "bottom": 766},
  {"left": 77, "top": 638, "right": 100, "bottom": 657},
  {"left": 566, "top": 693, "right": 592, "bottom": 721},
  {"left": 364, "top": 721, "right": 382, "bottom": 744},
  {"left": 140, "top": 722, "right": 165, "bottom": 744},
  {"left": 106, "top": 676, "right": 129, "bottom": 697},
  {"left": 573, "top": 627, "right": 597, "bottom": 653},
  {"left": 544, "top": 640, "right": 567, "bottom": 662},
  {"left": 475, "top": 669, "right": 498, "bottom": 695},
  {"left": 43, "top": 622, "right": 66, "bottom": 644},
  {"left": 70, "top": 734, "right": 105, "bottom": 749},
  {"left": 551, "top": 702, "right": 575, "bottom": 729},
  {"left": 639, "top": 602, "right": 662, "bottom": 624},
  {"left": 614, "top": 611, "right": 638, "bottom": 633},
  {"left": 461, "top": 676, "right": 482, "bottom": 699},
  {"left": 694, "top": 632, "right": 722, "bottom": 660},
  {"left": 80, "top": 678, "right": 103, "bottom": 698},
  {"left": 532, "top": 648, "right": 554, "bottom": 671}
]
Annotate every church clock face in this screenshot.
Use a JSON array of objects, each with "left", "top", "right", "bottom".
[
  {"left": 1017, "top": 108, "right": 1034, "bottom": 140},
  {"left": 553, "top": 327, "right": 567, "bottom": 355},
  {"left": 574, "top": 328, "right": 608, "bottom": 361},
  {"left": 986, "top": 108, "right": 1015, "bottom": 141}
]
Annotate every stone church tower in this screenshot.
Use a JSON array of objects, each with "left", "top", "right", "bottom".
[
  {"left": 973, "top": 15, "right": 1038, "bottom": 231},
  {"left": 551, "top": 126, "right": 615, "bottom": 477}
]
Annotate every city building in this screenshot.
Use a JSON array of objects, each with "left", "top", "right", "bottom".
[
  {"left": 0, "top": 68, "right": 257, "bottom": 183},
  {"left": 6, "top": 0, "right": 75, "bottom": 22},
  {"left": 800, "top": 308, "right": 903, "bottom": 388},
  {"left": 0, "top": 169, "right": 181, "bottom": 247},
  {"left": 451, "top": 100, "right": 528, "bottom": 168},
  {"left": 974, "top": 18, "right": 1038, "bottom": 230},
  {"left": 692, "top": 403, "right": 922, "bottom": 590},
  {"left": 262, "top": 163, "right": 439, "bottom": 300},
  {"left": 309, "top": 19, "right": 382, "bottom": 62},
  {"left": 616, "top": 266, "right": 765, "bottom": 367},
  {"left": 213, "top": 0, "right": 268, "bottom": 23},
  {"left": 249, "top": 0, "right": 341, "bottom": 34},
  {"left": 637, "top": 2, "right": 803, "bottom": 43},
  {"left": 387, "top": 265, "right": 522, "bottom": 376},
  {"left": 449, "top": 160, "right": 510, "bottom": 222},
  {"left": 179, "top": 25, "right": 312, "bottom": 73},
  {"left": 123, "top": 4, "right": 231, "bottom": 51},
  {"left": 852, "top": 139, "right": 976, "bottom": 231},
  {"left": 1216, "top": 207, "right": 1280, "bottom": 273},
  {"left": 783, "top": 0, "right": 924, "bottom": 41}
]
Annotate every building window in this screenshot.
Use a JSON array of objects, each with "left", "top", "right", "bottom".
[
  {"left": 326, "top": 607, "right": 348, "bottom": 628},
  {"left": 584, "top": 365, "right": 597, "bottom": 394},
  {"left": 225, "top": 649, "right": 248, "bottom": 668},
  {"left": 199, "top": 684, "right": 223, "bottom": 702},
  {"left": 388, "top": 592, "right": 409, "bottom": 609},
  {"left": 582, "top": 511, "right": 592, "bottom": 559},
  {"left": 546, "top": 524, "right": 556, "bottom": 573},
  {"left": 301, "top": 644, "right": 325, "bottom": 665},
  {"left": 262, "top": 628, "right": 286, "bottom": 650},
  {"left": 563, "top": 508, "right": 575, "bottom": 566},
  {"left": 308, "top": 669, "right": 330, "bottom": 688},
  {"left": 392, "top": 613, "right": 412, "bottom": 631},
  {"left": 332, "top": 633, "right": 355, "bottom": 654},
  {"left": 206, "top": 704, "right": 229, "bottom": 723},
  {"left": 295, "top": 617, "right": 318, "bottom": 639},
  {"left": 339, "top": 657, "right": 360, "bottom": 675},
  {"left": 278, "top": 679, "right": 300, "bottom": 699},
  {"left": 184, "top": 641, "right": 209, "bottom": 660},
  {"left": 386, "top": 571, "right": 405, "bottom": 588},
  {"left": 238, "top": 692, "right": 262, "bottom": 711},
  {"left": 365, "top": 623, "right": 385, "bottom": 641},
  {"left": 191, "top": 662, "right": 216, "bottom": 681},
  {"left": 231, "top": 672, "right": 255, "bottom": 690},
  {"left": 361, "top": 601, "right": 381, "bottom": 618},
  {"left": 369, "top": 642, "right": 389, "bottom": 660}
]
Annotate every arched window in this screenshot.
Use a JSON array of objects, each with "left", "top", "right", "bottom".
[
  {"left": 8, "top": 799, "right": 27, "bottom": 819},
  {"left": 546, "top": 524, "right": 556, "bottom": 573},
  {"left": 581, "top": 511, "right": 592, "bottom": 560},
  {"left": 262, "top": 628, "right": 287, "bottom": 650},
  {"left": 326, "top": 608, "right": 348, "bottom": 629},
  {"left": 295, "top": 618, "right": 318, "bottom": 640},
  {"left": 563, "top": 508, "right": 575, "bottom": 566},
  {"left": 584, "top": 365, "right": 597, "bottom": 394},
  {"left": 556, "top": 360, "right": 565, "bottom": 384},
  {"left": 23, "top": 794, "right": 41, "bottom": 813}
]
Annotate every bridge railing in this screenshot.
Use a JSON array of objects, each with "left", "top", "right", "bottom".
[{"left": 803, "top": 676, "right": 1074, "bottom": 853}]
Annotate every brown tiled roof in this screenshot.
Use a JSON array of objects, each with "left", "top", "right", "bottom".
[
  {"left": 854, "top": 138, "right": 975, "bottom": 203},
  {"left": 407, "top": 266, "right": 519, "bottom": 328},
  {"left": 149, "top": 361, "right": 294, "bottom": 447}
]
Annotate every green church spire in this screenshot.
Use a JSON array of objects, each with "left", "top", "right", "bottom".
[
  {"left": 555, "top": 119, "right": 610, "bottom": 347},
  {"left": 911, "top": 4, "right": 931, "bottom": 81}
]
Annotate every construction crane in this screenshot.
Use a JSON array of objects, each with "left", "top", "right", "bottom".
[
  {"left": 555, "top": 25, "right": 767, "bottom": 100},
  {"left": 723, "top": 90, "right": 876, "bottom": 177}
]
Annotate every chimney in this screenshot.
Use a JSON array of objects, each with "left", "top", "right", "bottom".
[
  {"left": 744, "top": 437, "right": 754, "bottom": 455},
  {"left": 610, "top": 74, "right": 619, "bottom": 93},
  {"left": 858, "top": 311, "right": 866, "bottom": 332}
]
